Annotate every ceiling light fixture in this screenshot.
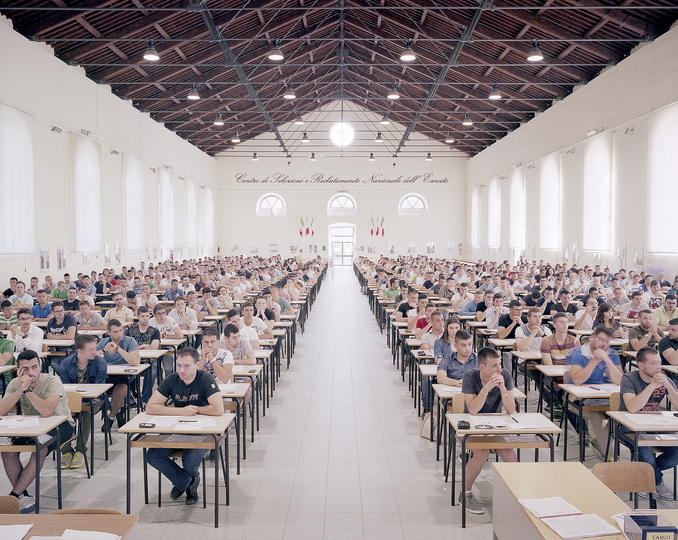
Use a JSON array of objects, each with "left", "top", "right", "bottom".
[
  {"left": 231, "top": 132, "right": 240, "bottom": 143},
  {"left": 301, "top": 132, "right": 309, "bottom": 143},
  {"left": 268, "top": 40, "right": 284, "bottom": 61},
  {"left": 252, "top": 152, "right": 258, "bottom": 161},
  {"left": 294, "top": 113, "right": 305, "bottom": 125},
  {"left": 187, "top": 85, "right": 200, "bottom": 100},
  {"left": 283, "top": 83, "right": 296, "bottom": 100},
  {"left": 380, "top": 114, "right": 391, "bottom": 125},
  {"left": 445, "top": 132, "right": 455, "bottom": 143},
  {"left": 527, "top": 41, "right": 544, "bottom": 62},
  {"left": 375, "top": 132, "right": 383, "bottom": 143},
  {"left": 387, "top": 84, "right": 400, "bottom": 100},
  {"left": 489, "top": 84, "right": 501, "bottom": 100},
  {"left": 310, "top": 152, "right": 316, "bottom": 161},
  {"left": 213, "top": 113, "right": 224, "bottom": 126},
  {"left": 368, "top": 153, "right": 375, "bottom": 161},
  {"left": 143, "top": 41, "right": 159, "bottom": 61},
  {"left": 586, "top": 127, "right": 603, "bottom": 137},
  {"left": 425, "top": 152, "right": 432, "bottom": 161},
  {"left": 462, "top": 113, "right": 473, "bottom": 126},
  {"left": 400, "top": 41, "right": 416, "bottom": 62}
]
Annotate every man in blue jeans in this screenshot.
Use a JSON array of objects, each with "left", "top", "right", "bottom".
[
  {"left": 619, "top": 347, "right": 678, "bottom": 500},
  {"left": 146, "top": 347, "right": 224, "bottom": 505}
]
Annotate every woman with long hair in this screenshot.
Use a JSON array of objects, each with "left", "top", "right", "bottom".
[{"left": 593, "top": 302, "right": 626, "bottom": 339}]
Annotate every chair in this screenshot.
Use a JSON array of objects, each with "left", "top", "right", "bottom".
[
  {"left": 0, "top": 495, "right": 20, "bottom": 514},
  {"left": 62, "top": 391, "right": 91, "bottom": 478},
  {"left": 592, "top": 461, "right": 656, "bottom": 509},
  {"left": 52, "top": 508, "right": 121, "bottom": 514}
]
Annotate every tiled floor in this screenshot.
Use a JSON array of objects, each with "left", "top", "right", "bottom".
[{"left": 3, "top": 266, "right": 675, "bottom": 539}]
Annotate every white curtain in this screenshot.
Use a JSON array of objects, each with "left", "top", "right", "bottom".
[
  {"left": 648, "top": 103, "right": 678, "bottom": 253},
  {"left": 470, "top": 188, "right": 479, "bottom": 247},
  {"left": 582, "top": 132, "right": 612, "bottom": 251},
  {"left": 185, "top": 179, "right": 197, "bottom": 249},
  {"left": 205, "top": 187, "right": 215, "bottom": 250},
  {"left": 123, "top": 154, "right": 144, "bottom": 250},
  {"left": 0, "top": 103, "right": 35, "bottom": 253},
  {"left": 158, "top": 169, "right": 173, "bottom": 250},
  {"left": 72, "top": 134, "right": 102, "bottom": 252},
  {"left": 539, "top": 154, "right": 561, "bottom": 250},
  {"left": 487, "top": 178, "right": 500, "bottom": 248},
  {"left": 509, "top": 169, "right": 525, "bottom": 249}
]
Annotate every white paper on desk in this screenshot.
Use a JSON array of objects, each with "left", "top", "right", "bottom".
[
  {"left": 588, "top": 384, "right": 620, "bottom": 392},
  {"left": 176, "top": 418, "right": 216, "bottom": 430},
  {"left": 470, "top": 416, "right": 510, "bottom": 429},
  {"left": 37, "top": 434, "right": 52, "bottom": 445},
  {"left": 626, "top": 413, "right": 678, "bottom": 425},
  {"left": 4, "top": 416, "right": 39, "bottom": 428},
  {"left": 0, "top": 524, "right": 32, "bottom": 540},
  {"left": 219, "top": 383, "right": 238, "bottom": 394},
  {"left": 147, "top": 416, "right": 181, "bottom": 428},
  {"left": 165, "top": 434, "right": 207, "bottom": 443},
  {"left": 60, "top": 530, "right": 122, "bottom": 540},
  {"left": 541, "top": 514, "right": 619, "bottom": 539},
  {"left": 62, "top": 384, "right": 77, "bottom": 391},
  {"left": 510, "top": 423, "right": 541, "bottom": 430},
  {"left": 518, "top": 496, "right": 581, "bottom": 518}
]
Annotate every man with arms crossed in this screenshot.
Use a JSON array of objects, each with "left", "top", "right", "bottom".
[
  {"left": 461, "top": 347, "right": 517, "bottom": 514},
  {"left": 145, "top": 347, "right": 224, "bottom": 506},
  {"left": 619, "top": 347, "right": 678, "bottom": 499}
]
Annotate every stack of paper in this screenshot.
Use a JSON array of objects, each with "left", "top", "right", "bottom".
[
  {"left": 60, "top": 530, "right": 122, "bottom": 540},
  {"left": 470, "top": 416, "right": 510, "bottom": 429},
  {"left": 3, "top": 417, "right": 39, "bottom": 428},
  {"left": 0, "top": 524, "right": 32, "bottom": 540},
  {"left": 519, "top": 497, "right": 582, "bottom": 519},
  {"left": 541, "top": 514, "right": 619, "bottom": 539},
  {"left": 219, "top": 383, "right": 238, "bottom": 394}
]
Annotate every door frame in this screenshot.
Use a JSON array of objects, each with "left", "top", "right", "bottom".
[{"left": 328, "top": 222, "right": 356, "bottom": 266}]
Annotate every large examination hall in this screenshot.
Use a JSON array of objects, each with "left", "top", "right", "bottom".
[{"left": 0, "top": 1, "right": 678, "bottom": 539}]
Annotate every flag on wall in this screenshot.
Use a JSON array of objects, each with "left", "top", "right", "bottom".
[
  {"left": 311, "top": 218, "right": 315, "bottom": 236},
  {"left": 299, "top": 217, "right": 304, "bottom": 237},
  {"left": 370, "top": 217, "right": 374, "bottom": 236},
  {"left": 305, "top": 216, "right": 310, "bottom": 236},
  {"left": 375, "top": 215, "right": 380, "bottom": 237},
  {"left": 380, "top": 216, "right": 385, "bottom": 236}
]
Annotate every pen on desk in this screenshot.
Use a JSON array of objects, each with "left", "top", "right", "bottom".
[{"left": 178, "top": 420, "right": 197, "bottom": 423}]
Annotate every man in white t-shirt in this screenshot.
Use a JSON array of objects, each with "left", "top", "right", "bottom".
[
  {"left": 515, "top": 308, "right": 552, "bottom": 352},
  {"left": 242, "top": 302, "right": 273, "bottom": 339},
  {"left": 225, "top": 309, "right": 259, "bottom": 350},
  {"left": 168, "top": 298, "right": 198, "bottom": 332},
  {"left": 9, "top": 282, "right": 34, "bottom": 308},
  {"left": 149, "top": 305, "right": 183, "bottom": 339}
]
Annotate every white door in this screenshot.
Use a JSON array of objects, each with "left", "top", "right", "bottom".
[{"left": 329, "top": 223, "right": 356, "bottom": 266}]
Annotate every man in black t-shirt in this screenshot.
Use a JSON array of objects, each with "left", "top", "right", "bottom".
[
  {"left": 126, "top": 306, "right": 161, "bottom": 403},
  {"left": 396, "top": 288, "right": 419, "bottom": 320},
  {"left": 146, "top": 348, "right": 224, "bottom": 506}
]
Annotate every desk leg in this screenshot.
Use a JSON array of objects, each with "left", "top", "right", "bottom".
[
  {"left": 241, "top": 399, "right": 247, "bottom": 460},
  {"left": 460, "top": 436, "right": 467, "bottom": 528},
  {"left": 548, "top": 434, "right": 555, "bottom": 462},
  {"left": 103, "top": 397, "right": 109, "bottom": 460},
  {"left": 212, "top": 434, "right": 219, "bottom": 528},
  {"left": 251, "top": 390, "right": 255, "bottom": 443},
  {"left": 90, "top": 398, "right": 95, "bottom": 475},
  {"left": 34, "top": 437, "right": 41, "bottom": 514},
  {"left": 429, "top": 379, "right": 434, "bottom": 442},
  {"left": 563, "top": 394, "right": 569, "bottom": 461},
  {"left": 126, "top": 433, "right": 132, "bottom": 514},
  {"left": 579, "top": 401, "right": 585, "bottom": 463},
  {"left": 225, "top": 429, "right": 230, "bottom": 506},
  {"left": 126, "top": 379, "right": 132, "bottom": 423},
  {"left": 436, "top": 395, "right": 441, "bottom": 461},
  {"left": 235, "top": 408, "right": 241, "bottom": 475}
]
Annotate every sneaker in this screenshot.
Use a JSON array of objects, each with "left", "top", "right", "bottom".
[
  {"left": 116, "top": 410, "right": 127, "bottom": 429},
  {"left": 18, "top": 494, "right": 35, "bottom": 514},
  {"left": 69, "top": 452, "right": 85, "bottom": 469},
  {"left": 170, "top": 485, "right": 185, "bottom": 501},
  {"left": 100, "top": 415, "right": 113, "bottom": 433},
  {"left": 60, "top": 452, "right": 73, "bottom": 469},
  {"left": 637, "top": 491, "right": 648, "bottom": 498},
  {"left": 656, "top": 481, "right": 674, "bottom": 500},
  {"left": 590, "top": 440, "right": 606, "bottom": 460},
  {"left": 185, "top": 475, "right": 200, "bottom": 506},
  {"left": 458, "top": 491, "right": 484, "bottom": 515}
]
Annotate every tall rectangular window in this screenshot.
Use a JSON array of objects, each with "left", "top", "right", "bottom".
[
  {"left": 205, "top": 187, "right": 215, "bottom": 250},
  {"left": 0, "top": 103, "right": 35, "bottom": 253},
  {"left": 185, "top": 179, "right": 197, "bottom": 250},
  {"left": 509, "top": 170, "right": 525, "bottom": 249},
  {"left": 72, "top": 135, "right": 102, "bottom": 252},
  {"left": 539, "top": 154, "right": 561, "bottom": 249},
  {"left": 487, "top": 178, "right": 500, "bottom": 248},
  {"left": 158, "top": 170, "right": 173, "bottom": 251},
  {"left": 471, "top": 188, "right": 479, "bottom": 247},
  {"left": 648, "top": 103, "right": 678, "bottom": 253},
  {"left": 123, "top": 155, "right": 144, "bottom": 250},
  {"left": 582, "top": 132, "right": 612, "bottom": 251}
]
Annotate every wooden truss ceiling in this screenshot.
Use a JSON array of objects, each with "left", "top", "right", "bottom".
[{"left": 1, "top": 0, "right": 676, "bottom": 157}]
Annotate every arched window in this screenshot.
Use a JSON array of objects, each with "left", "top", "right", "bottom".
[
  {"left": 398, "top": 193, "right": 428, "bottom": 216},
  {"left": 256, "top": 193, "right": 286, "bottom": 217},
  {"left": 327, "top": 193, "right": 357, "bottom": 216}
]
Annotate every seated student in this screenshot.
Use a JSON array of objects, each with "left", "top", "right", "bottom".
[
  {"left": 659, "top": 320, "right": 678, "bottom": 385},
  {"left": 619, "top": 347, "right": 678, "bottom": 500},
  {"left": 150, "top": 304, "right": 183, "bottom": 340},
  {"left": 126, "top": 306, "right": 161, "bottom": 404},
  {"left": 515, "top": 307, "right": 552, "bottom": 352},
  {"left": 197, "top": 328, "right": 234, "bottom": 384},
  {"left": 414, "top": 302, "right": 436, "bottom": 339},
  {"left": 417, "top": 312, "right": 448, "bottom": 416},
  {"left": 437, "top": 277, "right": 457, "bottom": 301},
  {"left": 125, "top": 290, "right": 143, "bottom": 317},
  {"left": 103, "top": 293, "right": 134, "bottom": 325},
  {"left": 145, "top": 347, "right": 224, "bottom": 506},
  {"left": 197, "top": 287, "right": 219, "bottom": 317},
  {"left": 436, "top": 329, "right": 477, "bottom": 387},
  {"left": 168, "top": 297, "right": 198, "bottom": 332},
  {"left": 552, "top": 289, "right": 578, "bottom": 322},
  {"left": 537, "top": 286, "right": 557, "bottom": 316},
  {"left": 254, "top": 295, "right": 276, "bottom": 330},
  {"left": 654, "top": 295, "right": 678, "bottom": 332},
  {"left": 30, "top": 290, "right": 53, "bottom": 322},
  {"left": 608, "top": 287, "right": 630, "bottom": 314},
  {"left": 242, "top": 302, "right": 273, "bottom": 340},
  {"left": 186, "top": 291, "right": 205, "bottom": 323},
  {"left": 642, "top": 280, "right": 665, "bottom": 311},
  {"left": 431, "top": 274, "right": 445, "bottom": 295},
  {"left": 459, "top": 289, "right": 483, "bottom": 317},
  {"left": 62, "top": 287, "right": 80, "bottom": 314},
  {"left": 522, "top": 289, "right": 542, "bottom": 308},
  {"left": 485, "top": 293, "right": 509, "bottom": 330},
  {"left": 567, "top": 326, "right": 623, "bottom": 457},
  {"left": 396, "top": 288, "right": 419, "bottom": 322},
  {"left": 0, "top": 350, "right": 74, "bottom": 513},
  {"left": 225, "top": 309, "right": 259, "bottom": 350},
  {"left": 541, "top": 312, "right": 579, "bottom": 367},
  {"left": 220, "top": 323, "right": 256, "bottom": 366},
  {"left": 497, "top": 300, "right": 528, "bottom": 340},
  {"left": 45, "top": 301, "right": 77, "bottom": 374},
  {"left": 75, "top": 286, "right": 95, "bottom": 307},
  {"left": 74, "top": 301, "right": 104, "bottom": 330},
  {"left": 50, "top": 281, "right": 68, "bottom": 300},
  {"left": 270, "top": 284, "right": 295, "bottom": 316},
  {"left": 474, "top": 290, "right": 495, "bottom": 322},
  {"left": 460, "top": 347, "right": 517, "bottom": 514},
  {"left": 574, "top": 296, "right": 599, "bottom": 331},
  {"left": 495, "top": 276, "right": 516, "bottom": 302},
  {"left": 163, "top": 279, "right": 184, "bottom": 301},
  {"left": 592, "top": 302, "right": 626, "bottom": 339},
  {"left": 59, "top": 334, "right": 107, "bottom": 469},
  {"left": 214, "top": 286, "right": 233, "bottom": 310},
  {"left": 0, "top": 300, "right": 17, "bottom": 329},
  {"left": 8, "top": 308, "right": 43, "bottom": 358},
  {"left": 621, "top": 291, "right": 649, "bottom": 322},
  {"left": 581, "top": 287, "right": 604, "bottom": 307},
  {"left": 451, "top": 282, "right": 474, "bottom": 310},
  {"left": 629, "top": 309, "right": 664, "bottom": 351},
  {"left": 96, "top": 319, "right": 140, "bottom": 430},
  {"left": 9, "top": 281, "right": 34, "bottom": 308}
]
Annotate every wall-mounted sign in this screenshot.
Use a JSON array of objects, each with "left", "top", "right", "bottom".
[{"left": 234, "top": 172, "right": 450, "bottom": 186}]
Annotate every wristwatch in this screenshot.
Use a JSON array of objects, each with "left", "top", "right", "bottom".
[{"left": 23, "top": 387, "right": 33, "bottom": 395}]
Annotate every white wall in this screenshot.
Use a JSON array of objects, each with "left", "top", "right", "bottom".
[
  {"left": 467, "top": 23, "right": 678, "bottom": 272},
  {"left": 0, "top": 16, "right": 218, "bottom": 282}
]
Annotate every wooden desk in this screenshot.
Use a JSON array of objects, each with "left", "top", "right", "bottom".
[
  {"left": 535, "top": 365, "right": 570, "bottom": 421},
  {"left": 512, "top": 350, "right": 542, "bottom": 412},
  {"left": 607, "top": 410, "right": 678, "bottom": 465},
  {"left": 560, "top": 383, "right": 620, "bottom": 462},
  {"left": 220, "top": 382, "right": 252, "bottom": 471},
  {"left": 493, "top": 462, "right": 628, "bottom": 540},
  {"left": 62, "top": 383, "right": 113, "bottom": 474},
  {"left": 447, "top": 412, "right": 561, "bottom": 527},
  {"left": 120, "top": 411, "right": 235, "bottom": 528},
  {"left": 1, "top": 513, "right": 139, "bottom": 538},
  {"left": 107, "top": 364, "right": 150, "bottom": 421},
  {"left": 160, "top": 338, "right": 187, "bottom": 374},
  {"left": 139, "top": 349, "right": 170, "bottom": 383},
  {"left": 0, "top": 415, "right": 69, "bottom": 513}
]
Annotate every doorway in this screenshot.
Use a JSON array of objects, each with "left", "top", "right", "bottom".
[{"left": 329, "top": 223, "right": 356, "bottom": 266}]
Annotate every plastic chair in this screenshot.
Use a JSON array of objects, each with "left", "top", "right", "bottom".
[
  {"left": 62, "top": 391, "right": 91, "bottom": 478},
  {"left": 592, "top": 461, "right": 656, "bottom": 509},
  {"left": 0, "top": 495, "right": 20, "bottom": 514}
]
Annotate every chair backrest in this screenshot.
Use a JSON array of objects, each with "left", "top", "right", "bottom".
[
  {"left": 52, "top": 508, "right": 121, "bottom": 514},
  {"left": 609, "top": 391, "right": 620, "bottom": 412},
  {"left": 0, "top": 495, "right": 20, "bottom": 514},
  {"left": 592, "top": 461, "right": 656, "bottom": 494},
  {"left": 451, "top": 393, "right": 465, "bottom": 414},
  {"left": 66, "top": 391, "right": 82, "bottom": 414}
]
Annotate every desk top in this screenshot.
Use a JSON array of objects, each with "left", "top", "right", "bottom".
[
  {"left": 447, "top": 412, "right": 561, "bottom": 435},
  {"left": 220, "top": 382, "right": 250, "bottom": 398},
  {"left": 433, "top": 383, "right": 527, "bottom": 400},
  {"left": 1, "top": 513, "right": 139, "bottom": 539},
  {"left": 488, "top": 338, "right": 515, "bottom": 348},
  {"left": 535, "top": 365, "right": 570, "bottom": 377},
  {"left": 664, "top": 365, "right": 678, "bottom": 374},
  {"left": 43, "top": 339, "right": 74, "bottom": 347},
  {"left": 233, "top": 364, "right": 263, "bottom": 376},
  {"left": 254, "top": 350, "right": 272, "bottom": 358},
  {"left": 139, "top": 349, "right": 168, "bottom": 359},
  {"left": 78, "top": 329, "right": 107, "bottom": 336},
  {"left": 607, "top": 410, "right": 678, "bottom": 432},
  {"left": 160, "top": 338, "right": 187, "bottom": 347},
  {"left": 405, "top": 338, "right": 422, "bottom": 347},
  {"left": 107, "top": 364, "right": 150, "bottom": 376},
  {"left": 259, "top": 338, "right": 278, "bottom": 347},
  {"left": 493, "top": 462, "right": 627, "bottom": 540},
  {"left": 0, "top": 415, "right": 68, "bottom": 437},
  {"left": 119, "top": 411, "right": 235, "bottom": 435},
  {"left": 465, "top": 321, "right": 488, "bottom": 328},
  {"left": 513, "top": 350, "right": 542, "bottom": 361},
  {"left": 63, "top": 383, "right": 113, "bottom": 398},
  {"left": 559, "top": 383, "right": 619, "bottom": 399},
  {"left": 0, "top": 365, "right": 16, "bottom": 374}
]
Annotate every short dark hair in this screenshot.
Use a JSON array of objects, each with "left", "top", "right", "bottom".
[
  {"left": 226, "top": 309, "right": 239, "bottom": 319},
  {"left": 137, "top": 306, "right": 150, "bottom": 315},
  {"left": 670, "top": 318, "right": 678, "bottom": 326},
  {"left": 78, "top": 300, "right": 90, "bottom": 308},
  {"left": 37, "top": 289, "right": 47, "bottom": 295},
  {"left": 242, "top": 302, "right": 254, "bottom": 310},
  {"left": 551, "top": 312, "right": 567, "bottom": 322},
  {"left": 177, "top": 347, "right": 200, "bottom": 363},
  {"left": 51, "top": 301, "right": 64, "bottom": 309},
  {"left": 126, "top": 290, "right": 136, "bottom": 299},
  {"left": 636, "top": 347, "right": 660, "bottom": 364},
  {"left": 631, "top": 291, "right": 643, "bottom": 299},
  {"left": 0, "top": 300, "right": 11, "bottom": 309},
  {"left": 508, "top": 300, "right": 522, "bottom": 309},
  {"left": 639, "top": 309, "right": 653, "bottom": 317},
  {"left": 17, "top": 349, "right": 41, "bottom": 367},
  {"left": 527, "top": 307, "right": 540, "bottom": 317},
  {"left": 202, "top": 327, "right": 219, "bottom": 339},
  {"left": 17, "top": 308, "right": 31, "bottom": 318},
  {"left": 153, "top": 304, "right": 166, "bottom": 315},
  {"left": 75, "top": 334, "right": 98, "bottom": 351},
  {"left": 202, "top": 287, "right": 212, "bottom": 295},
  {"left": 477, "top": 347, "right": 500, "bottom": 365},
  {"left": 666, "top": 294, "right": 677, "bottom": 301},
  {"left": 593, "top": 326, "right": 615, "bottom": 338},
  {"left": 454, "top": 329, "right": 472, "bottom": 343},
  {"left": 493, "top": 293, "right": 504, "bottom": 301},
  {"left": 107, "top": 319, "right": 123, "bottom": 331},
  {"left": 223, "top": 323, "right": 240, "bottom": 338}
]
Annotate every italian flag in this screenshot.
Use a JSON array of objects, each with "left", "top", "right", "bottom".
[
  {"left": 375, "top": 215, "right": 380, "bottom": 237},
  {"left": 311, "top": 218, "right": 315, "bottom": 236},
  {"left": 380, "top": 216, "right": 385, "bottom": 236},
  {"left": 299, "top": 217, "right": 304, "bottom": 237},
  {"left": 305, "top": 216, "right": 310, "bottom": 236},
  {"left": 370, "top": 217, "right": 374, "bottom": 236}
]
